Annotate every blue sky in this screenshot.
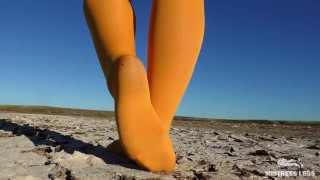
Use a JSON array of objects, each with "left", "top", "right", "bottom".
[{"left": 0, "top": 0, "right": 319, "bottom": 120}]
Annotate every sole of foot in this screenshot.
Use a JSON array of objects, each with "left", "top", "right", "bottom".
[{"left": 107, "top": 55, "right": 176, "bottom": 172}]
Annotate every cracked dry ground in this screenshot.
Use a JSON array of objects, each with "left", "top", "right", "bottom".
[{"left": 0, "top": 113, "right": 319, "bottom": 180}]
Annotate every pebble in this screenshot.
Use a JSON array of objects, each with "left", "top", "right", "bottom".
[
  {"left": 217, "top": 135, "right": 228, "bottom": 141},
  {"left": 249, "top": 149, "right": 269, "bottom": 156},
  {"left": 229, "top": 134, "right": 249, "bottom": 142},
  {"left": 199, "top": 172, "right": 215, "bottom": 180},
  {"left": 206, "top": 164, "right": 217, "bottom": 173},
  {"left": 177, "top": 157, "right": 191, "bottom": 164}
]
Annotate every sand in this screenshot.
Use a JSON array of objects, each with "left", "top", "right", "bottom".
[{"left": 0, "top": 112, "right": 319, "bottom": 179}]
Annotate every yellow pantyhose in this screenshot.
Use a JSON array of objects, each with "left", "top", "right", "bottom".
[
  {"left": 109, "top": 56, "right": 176, "bottom": 172},
  {"left": 84, "top": 0, "right": 204, "bottom": 173},
  {"left": 148, "top": 0, "right": 205, "bottom": 132}
]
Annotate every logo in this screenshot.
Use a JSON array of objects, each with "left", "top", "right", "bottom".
[
  {"left": 277, "top": 158, "right": 302, "bottom": 168},
  {"left": 264, "top": 158, "right": 315, "bottom": 177}
]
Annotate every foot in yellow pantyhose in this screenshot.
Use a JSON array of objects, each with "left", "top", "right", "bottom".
[
  {"left": 105, "top": 139, "right": 126, "bottom": 156},
  {"left": 108, "top": 56, "right": 176, "bottom": 172}
]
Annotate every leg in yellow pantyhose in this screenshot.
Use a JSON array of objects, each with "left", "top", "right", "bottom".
[
  {"left": 83, "top": 0, "right": 175, "bottom": 172},
  {"left": 148, "top": 0, "right": 205, "bottom": 132},
  {"left": 83, "top": 0, "right": 135, "bottom": 79}
]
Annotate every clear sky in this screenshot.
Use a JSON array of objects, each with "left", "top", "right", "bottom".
[{"left": 1, "top": 0, "right": 319, "bottom": 120}]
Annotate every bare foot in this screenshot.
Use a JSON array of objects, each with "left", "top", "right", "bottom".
[{"left": 107, "top": 56, "right": 176, "bottom": 172}]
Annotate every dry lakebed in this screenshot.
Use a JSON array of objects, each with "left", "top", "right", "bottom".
[{"left": 0, "top": 107, "right": 319, "bottom": 179}]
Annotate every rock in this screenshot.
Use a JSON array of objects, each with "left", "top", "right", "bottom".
[
  {"left": 206, "top": 164, "right": 217, "bottom": 173},
  {"left": 213, "top": 132, "right": 219, "bottom": 135},
  {"left": 172, "top": 127, "right": 180, "bottom": 131},
  {"left": 172, "top": 171, "right": 183, "bottom": 179},
  {"left": 204, "top": 163, "right": 218, "bottom": 173},
  {"left": 33, "top": 146, "right": 52, "bottom": 156},
  {"left": 54, "top": 145, "right": 62, "bottom": 152},
  {"left": 48, "top": 163, "right": 65, "bottom": 179},
  {"left": 306, "top": 141, "right": 320, "bottom": 150},
  {"left": 111, "top": 173, "right": 121, "bottom": 180},
  {"left": 229, "top": 134, "right": 249, "bottom": 142},
  {"left": 192, "top": 167, "right": 204, "bottom": 173},
  {"left": 187, "top": 155, "right": 200, "bottom": 162},
  {"left": 248, "top": 169, "right": 265, "bottom": 177},
  {"left": 192, "top": 168, "right": 204, "bottom": 179},
  {"left": 187, "top": 152, "right": 196, "bottom": 156},
  {"left": 248, "top": 150, "right": 269, "bottom": 156},
  {"left": 198, "top": 159, "right": 209, "bottom": 165},
  {"left": 107, "top": 136, "right": 115, "bottom": 140},
  {"left": 217, "top": 135, "right": 228, "bottom": 141},
  {"left": 258, "top": 135, "right": 274, "bottom": 141},
  {"left": 173, "top": 170, "right": 195, "bottom": 179},
  {"left": 176, "top": 157, "right": 190, "bottom": 164},
  {"left": 241, "top": 160, "right": 254, "bottom": 166},
  {"left": 266, "top": 155, "right": 277, "bottom": 163},
  {"left": 199, "top": 172, "right": 215, "bottom": 180},
  {"left": 225, "top": 152, "right": 237, "bottom": 156},
  {"left": 229, "top": 147, "right": 235, "bottom": 152},
  {"left": 280, "top": 139, "right": 296, "bottom": 145},
  {"left": 118, "top": 174, "right": 136, "bottom": 180},
  {"left": 232, "top": 165, "right": 250, "bottom": 177},
  {"left": 0, "top": 131, "right": 14, "bottom": 137},
  {"left": 222, "top": 146, "right": 236, "bottom": 156},
  {"left": 316, "top": 152, "right": 320, "bottom": 156}
]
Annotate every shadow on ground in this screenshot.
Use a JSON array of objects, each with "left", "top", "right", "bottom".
[{"left": 0, "top": 118, "right": 144, "bottom": 171}]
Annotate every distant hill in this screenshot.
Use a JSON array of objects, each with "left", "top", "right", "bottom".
[
  {"left": 0, "top": 104, "right": 319, "bottom": 126},
  {"left": 0, "top": 105, "right": 114, "bottom": 118}
]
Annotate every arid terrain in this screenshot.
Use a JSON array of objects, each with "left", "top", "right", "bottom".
[{"left": 0, "top": 105, "right": 319, "bottom": 179}]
